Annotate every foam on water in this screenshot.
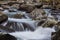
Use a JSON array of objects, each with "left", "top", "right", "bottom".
[{"left": 9, "top": 27, "right": 55, "bottom": 40}]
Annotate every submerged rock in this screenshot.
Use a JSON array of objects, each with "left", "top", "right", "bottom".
[
  {"left": 6, "top": 21, "right": 35, "bottom": 31},
  {"left": 13, "top": 14, "right": 24, "bottom": 19},
  {"left": 6, "top": 22, "right": 24, "bottom": 31}
]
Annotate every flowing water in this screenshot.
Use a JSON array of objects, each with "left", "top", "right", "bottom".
[
  {"left": 1, "top": 9, "right": 56, "bottom": 40},
  {"left": 9, "top": 27, "right": 55, "bottom": 40}
]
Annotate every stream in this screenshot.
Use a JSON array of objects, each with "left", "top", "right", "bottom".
[{"left": 0, "top": 9, "right": 56, "bottom": 40}]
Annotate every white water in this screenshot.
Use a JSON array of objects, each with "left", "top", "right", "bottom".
[
  {"left": 1, "top": 9, "right": 56, "bottom": 40},
  {"left": 9, "top": 27, "right": 55, "bottom": 40},
  {"left": 8, "top": 18, "right": 36, "bottom": 30},
  {"left": 8, "top": 9, "right": 56, "bottom": 40}
]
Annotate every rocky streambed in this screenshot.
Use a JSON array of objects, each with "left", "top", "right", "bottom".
[{"left": 0, "top": 1, "right": 60, "bottom": 40}]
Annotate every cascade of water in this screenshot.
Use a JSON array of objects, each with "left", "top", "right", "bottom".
[{"left": 9, "top": 27, "right": 55, "bottom": 40}]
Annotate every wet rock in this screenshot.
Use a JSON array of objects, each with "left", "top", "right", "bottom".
[
  {"left": 22, "top": 23, "right": 35, "bottom": 31},
  {"left": 0, "top": 34, "right": 17, "bottom": 40},
  {"left": 6, "top": 21, "right": 32, "bottom": 31},
  {"left": 0, "top": 12, "right": 8, "bottom": 24},
  {"left": 0, "top": 25, "right": 15, "bottom": 32},
  {"left": 37, "top": 19, "right": 46, "bottom": 26},
  {"left": 9, "top": 8, "right": 17, "bottom": 12},
  {"left": 55, "top": 22, "right": 60, "bottom": 31},
  {"left": 56, "top": 22, "right": 60, "bottom": 27},
  {"left": 6, "top": 22, "right": 24, "bottom": 31},
  {"left": 19, "top": 4, "right": 35, "bottom": 13},
  {"left": 13, "top": 14, "right": 24, "bottom": 19},
  {"left": 52, "top": 30, "right": 60, "bottom": 40}
]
